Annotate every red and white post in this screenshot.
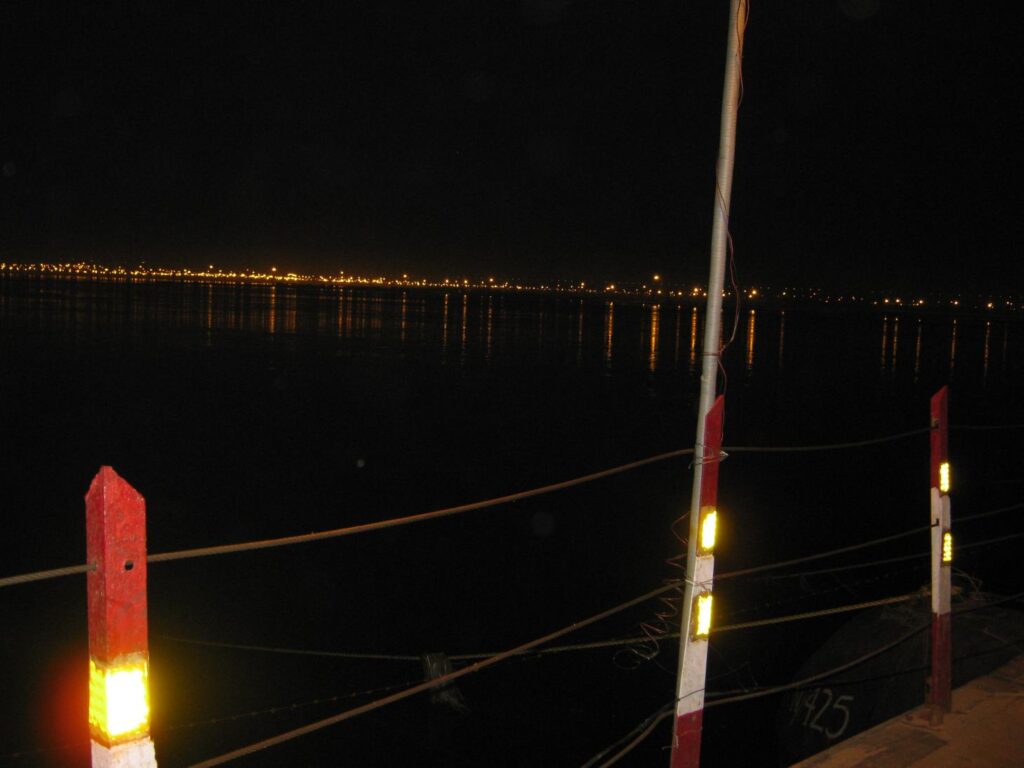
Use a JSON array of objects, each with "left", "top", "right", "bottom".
[
  {"left": 670, "top": 0, "right": 744, "bottom": 762},
  {"left": 928, "top": 386, "right": 952, "bottom": 712},
  {"left": 86, "top": 467, "right": 158, "bottom": 767},
  {"left": 671, "top": 395, "right": 724, "bottom": 768}
]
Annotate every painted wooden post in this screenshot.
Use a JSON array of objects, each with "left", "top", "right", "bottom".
[
  {"left": 86, "top": 467, "right": 158, "bottom": 767},
  {"left": 929, "top": 387, "right": 952, "bottom": 712},
  {"left": 671, "top": 395, "right": 724, "bottom": 768}
]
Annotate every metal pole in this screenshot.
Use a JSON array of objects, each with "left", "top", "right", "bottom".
[
  {"left": 87, "top": 467, "right": 158, "bottom": 767},
  {"left": 670, "top": 1, "right": 746, "bottom": 765},
  {"left": 928, "top": 387, "right": 952, "bottom": 713}
]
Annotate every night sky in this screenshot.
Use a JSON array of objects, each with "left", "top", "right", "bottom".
[{"left": 3, "top": 1, "right": 1021, "bottom": 289}]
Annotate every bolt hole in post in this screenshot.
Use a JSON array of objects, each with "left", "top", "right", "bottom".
[{"left": 124, "top": 560, "right": 134, "bottom": 571}]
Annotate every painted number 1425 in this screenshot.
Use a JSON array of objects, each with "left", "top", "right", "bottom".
[{"left": 790, "top": 687, "right": 853, "bottom": 740}]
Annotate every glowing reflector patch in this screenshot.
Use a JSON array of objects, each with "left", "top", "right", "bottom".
[
  {"left": 89, "top": 658, "right": 150, "bottom": 743},
  {"left": 939, "top": 462, "right": 950, "bottom": 494},
  {"left": 692, "top": 593, "right": 713, "bottom": 639},
  {"left": 942, "top": 531, "right": 953, "bottom": 564},
  {"left": 700, "top": 509, "right": 717, "bottom": 553}
]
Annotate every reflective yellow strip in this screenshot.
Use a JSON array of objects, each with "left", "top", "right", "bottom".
[
  {"left": 693, "top": 593, "right": 713, "bottom": 639},
  {"left": 700, "top": 509, "right": 717, "bottom": 552},
  {"left": 89, "top": 658, "right": 150, "bottom": 743}
]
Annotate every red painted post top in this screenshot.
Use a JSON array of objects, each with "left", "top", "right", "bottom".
[
  {"left": 699, "top": 396, "right": 725, "bottom": 510},
  {"left": 930, "top": 386, "right": 949, "bottom": 491},
  {"left": 86, "top": 466, "right": 149, "bottom": 662}
]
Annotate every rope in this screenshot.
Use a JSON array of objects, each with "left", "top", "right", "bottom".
[
  {"left": 0, "top": 425, "right": 955, "bottom": 586},
  {"left": 582, "top": 705, "right": 673, "bottom": 768},
  {"left": 714, "top": 592, "right": 920, "bottom": 633},
  {"left": 716, "top": 524, "right": 930, "bottom": 581},
  {"left": 724, "top": 427, "right": 929, "bottom": 453},
  {"left": 0, "top": 514, "right": 922, "bottom": 590},
  {"left": 160, "top": 679, "right": 421, "bottom": 733},
  {"left": 0, "top": 563, "right": 92, "bottom": 589},
  {"left": 952, "top": 423, "right": 1024, "bottom": 431},
  {"left": 763, "top": 533, "right": 1019, "bottom": 581},
  {"left": 585, "top": 619, "right": 932, "bottom": 767},
  {"left": 186, "top": 581, "right": 681, "bottom": 767},
  {"left": 150, "top": 448, "right": 694, "bottom": 563},
  {"left": 959, "top": 532, "right": 1024, "bottom": 553},
  {"left": 0, "top": 433, "right": 1017, "bottom": 589},
  {"left": 769, "top": 550, "right": 929, "bottom": 580},
  {"left": 0, "top": 449, "right": 694, "bottom": 587},
  {"left": 180, "top": 593, "right": 1024, "bottom": 768},
  {"left": 769, "top": 531, "right": 1024, "bottom": 582},
  {"left": 707, "top": 593, "right": 1024, "bottom": 707},
  {"left": 0, "top": 679, "right": 421, "bottom": 761},
  {"left": 584, "top": 588, "right": 1024, "bottom": 766},
  {"left": 164, "top": 591, "right": 922, "bottom": 664},
  {"left": 959, "top": 501, "right": 1024, "bottom": 524},
  {"left": 953, "top": 589, "right": 1024, "bottom": 615},
  {"left": 159, "top": 636, "right": 421, "bottom": 662}
]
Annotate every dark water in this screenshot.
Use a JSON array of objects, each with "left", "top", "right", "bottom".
[{"left": 1, "top": 277, "right": 1022, "bottom": 767}]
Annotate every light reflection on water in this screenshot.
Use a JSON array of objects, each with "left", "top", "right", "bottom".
[
  {"left": 3, "top": 281, "right": 1024, "bottom": 768},
  {"left": 648, "top": 304, "right": 660, "bottom": 373},
  {"left": 983, "top": 321, "right": 991, "bottom": 381},
  {"left": 777, "top": 310, "right": 786, "bottom": 368},
  {"left": 891, "top": 315, "right": 900, "bottom": 374},
  {"left": 0, "top": 279, "right": 1018, "bottom": 388},
  {"left": 485, "top": 296, "right": 494, "bottom": 362},
  {"left": 745, "top": 308, "right": 756, "bottom": 370},
  {"left": 604, "top": 300, "right": 614, "bottom": 370},
  {"left": 205, "top": 283, "right": 213, "bottom": 340},
  {"left": 441, "top": 292, "right": 450, "bottom": 358},
  {"left": 267, "top": 284, "right": 276, "bottom": 335},
  {"left": 880, "top": 315, "right": 889, "bottom": 371},
  {"left": 460, "top": 292, "right": 469, "bottom": 366},
  {"left": 576, "top": 300, "right": 585, "bottom": 368},
  {"left": 878, "top": 314, "right": 904, "bottom": 376},
  {"left": 689, "top": 306, "right": 698, "bottom": 371},
  {"left": 914, "top": 319, "right": 923, "bottom": 382},
  {"left": 400, "top": 292, "right": 408, "bottom": 345},
  {"left": 673, "top": 305, "right": 682, "bottom": 368}
]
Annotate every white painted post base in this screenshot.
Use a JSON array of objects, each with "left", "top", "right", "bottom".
[{"left": 91, "top": 737, "right": 157, "bottom": 768}]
